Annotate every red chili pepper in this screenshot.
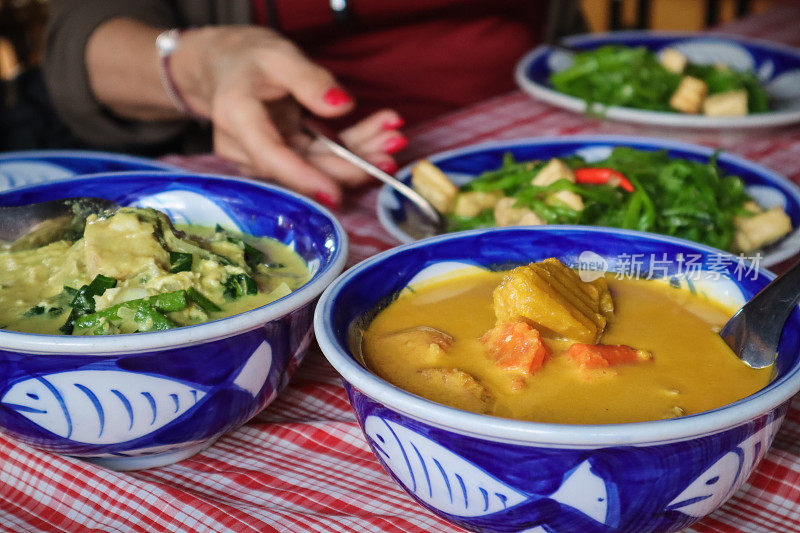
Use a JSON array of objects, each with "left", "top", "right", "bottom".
[{"left": 574, "top": 168, "right": 634, "bottom": 192}]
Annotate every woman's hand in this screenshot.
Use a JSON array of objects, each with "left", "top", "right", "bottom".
[{"left": 170, "top": 26, "right": 406, "bottom": 207}]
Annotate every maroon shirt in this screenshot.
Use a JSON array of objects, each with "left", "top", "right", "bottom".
[
  {"left": 44, "top": 0, "right": 554, "bottom": 147},
  {"left": 253, "top": 0, "right": 547, "bottom": 125}
]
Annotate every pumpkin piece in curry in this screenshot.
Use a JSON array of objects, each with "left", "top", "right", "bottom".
[{"left": 492, "top": 259, "right": 613, "bottom": 344}]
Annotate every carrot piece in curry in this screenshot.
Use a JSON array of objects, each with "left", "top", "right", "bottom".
[
  {"left": 481, "top": 321, "right": 551, "bottom": 374},
  {"left": 567, "top": 343, "right": 652, "bottom": 370}
]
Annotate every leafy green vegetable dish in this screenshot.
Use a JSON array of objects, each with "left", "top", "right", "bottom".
[
  {"left": 549, "top": 45, "right": 770, "bottom": 116},
  {"left": 410, "top": 147, "right": 792, "bottom": 253}
]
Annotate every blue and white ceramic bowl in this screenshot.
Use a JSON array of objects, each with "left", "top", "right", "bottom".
[
  {"left": 377, "top": 135, "right": 800, "bottom": 267},
  {"left": 515, "top": 31, "right": 800, "bottom": 128},
  {"left": 315, "top": 226, "right": 800, "bottom": 533},
  {"left": 0, "top": 171, "right": 347, "bottom": 470},
  {"left": 0, "top": 150, "right": 177, "bottom": 191}
]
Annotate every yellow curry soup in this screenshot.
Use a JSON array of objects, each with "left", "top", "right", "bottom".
[{"left": 361, "top": 260, "right": 771, "bottom": 424}]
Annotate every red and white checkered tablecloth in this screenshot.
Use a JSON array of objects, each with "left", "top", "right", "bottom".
[{"left": 4, "top": 6, "right": 800, "bottom": 532}]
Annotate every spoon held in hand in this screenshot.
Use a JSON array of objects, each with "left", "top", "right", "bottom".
[{"left": 302, "top": 123, "right": 444, "bottom": 238}]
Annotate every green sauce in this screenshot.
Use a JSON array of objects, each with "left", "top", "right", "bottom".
[{"left": 0, "top": 208, "right": 309, "bottom": 335}]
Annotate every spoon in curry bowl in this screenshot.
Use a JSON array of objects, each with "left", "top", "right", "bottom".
[
  {"left": 0, "top": 197, "right": 119, "bottom": 251},
  {"left": 720, "top": 258, "right": 800, "bottom": 368},
  {"left": 302, "top": 122, "right": 444, "bottom": 238}
]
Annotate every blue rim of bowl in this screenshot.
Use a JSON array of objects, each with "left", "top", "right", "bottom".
[
  {"left": 315, "top": 225, "right": 800, "bottom": 447},
  {"left": 377, "top": 134, "right": 800, "bottom": 266},
  {"left": 0, "top": 149, "right": 180, "bottom": 169},
  {"left": 514, "top": 31, "right": 800, "bottom": 129},
  {"left": 0, "top": 171, "right": 349, "bottom": 355}
]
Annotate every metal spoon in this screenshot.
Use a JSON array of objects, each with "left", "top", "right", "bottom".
[
  {"left": 0, "top": 197, "right": 118, "bottom": 251},
  {"left": 719, "top": 258, "right": 800, "bottom": 368},
  {"left": 302, "top": 123, "right": 444, "bottom": 236}
]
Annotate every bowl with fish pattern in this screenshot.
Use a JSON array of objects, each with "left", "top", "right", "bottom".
[
  {"left": 0, "top": 171, "right": 347, "bottom": 470},
  {"left": 314, "top": 226, "right": 800, "bottom": 533},
  {"left": 0, "top": 149, "right": 178, "bottom": 191}
]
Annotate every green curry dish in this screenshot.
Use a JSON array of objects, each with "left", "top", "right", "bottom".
[
  {"left": 444, "top": 148, "right": 760, "bottom": 251},
  {"left": 72, "top": 291, "right": 188, "bottom": 335},
  {"left": 214, "top": 224, "right": 267, "bottom": 271},
  {"left": 0, "top": 207, "right": 311, "bottom": 335},
  {"left": 169, "top": 251, "right": 193, "bottom": 273},
  {"left": 224, "top": 273, "right": 259, "bottom": 299},
  {"left": 23, "top": 286, "right": 79, "bottom": 319},
  {"left": 186, "top": 287, "right": 221, "bottom": 313},
  {"left": 59, "top": 274, "right": 118, "bottom": 334},
  {"left": 549, "top": 45, "right": 770, "bottom": 114},
  {"left": 22, "top": 305, "right": 65, "bottom": 318},
  {"left": 22, "top": 306, "right": 46, "bottom": 317}
]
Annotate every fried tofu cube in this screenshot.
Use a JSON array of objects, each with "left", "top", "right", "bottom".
[
  {"left": 492, "top": 258, "right": 613, "bottom": 343},
  {"left": 453, "top": 191, "right": 503, "bottom": 217},
  {"left": 659, "top": 48, "right": 687, "bottom": 74},
  {"left": 669, "top": 76, "right": 708, "bottom": 114},
  {"left": 519, "top": 212, "right": 546, "bottom": 226},
  {"left": 376, "top": 326, "right": 454, "bottom": 363},
  {"left": 742, "top": 200, "right": 762, "bottom": 214},
  {"left": 532, "top": 158, "right": 576, "bottom": 187},
  {"left": 411, "top": 160, "right": 458, "bottom": 214},
  {"left": 494, "top": 197, "right": 545, "bottom": 226},
  {"left": 733, "top": 206, "right": 793, "bottom": 253},
  {"left": 703, "top": 90, "right": 748, "bottom": 117},
  {"left": 415, "top": 368, "right": 494, "bottom": 414},
  {"left": 546, "top": 190, "right": 584, "bottom": 211}
]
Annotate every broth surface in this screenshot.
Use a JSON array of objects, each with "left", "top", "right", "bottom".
[{"left": 361, "top": 269, "right": 771, "bottom": 424}]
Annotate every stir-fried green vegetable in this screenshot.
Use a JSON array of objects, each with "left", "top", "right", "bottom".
[
  {"left": 446, "top": 147, "right": 754, "bottom": 251},
  {"left": 549, "top": 45, "right": 770, "bottom": 114}
]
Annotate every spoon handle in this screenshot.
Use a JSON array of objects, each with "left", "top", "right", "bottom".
[
  {"left": 721, "top": 258, "right": 800, "bottom": 367},
  {"left": 302, "top": 123, "right": 443, "bottom": 226},
  {"left": 747, "top": 258, "right": 800, "bottom": 322},
  {"left": 0, "top": 197, "right": 118, "bottom": 248}
]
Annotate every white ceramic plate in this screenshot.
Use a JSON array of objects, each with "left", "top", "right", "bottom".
[{"left": 515, "top": 31, "right": 800, "bottom": 129}]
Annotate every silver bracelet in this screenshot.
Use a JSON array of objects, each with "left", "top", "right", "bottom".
[
  {"left": 330, "top": 0, "right": 353, "bottom": 22},
  {"left": 156, "top": 28, "right": 201, "bottom": 118}
]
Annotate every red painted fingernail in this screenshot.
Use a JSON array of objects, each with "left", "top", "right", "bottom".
[
  {"left": 377, "top": 161, "right": 398, "bottom": 174},
  {"left": 314, "top": 191, "right": 339, "bottom": 210},
  {"left": 323, "top": 88, "right": 353, "bottom": 106},
  {"left": 384, "top": 136, "right": 408, "bottom": 154},
  {"left": 381, "top": 117, "right": 405, "bottom": 130}
]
